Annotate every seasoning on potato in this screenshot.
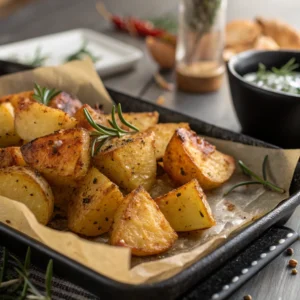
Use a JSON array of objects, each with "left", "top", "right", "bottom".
[
  {"left": 110, "top": 186, "right": 178, "bottom": 256},
  {"left": 163, "top": 128, "right": 235, "bottom": 190}
]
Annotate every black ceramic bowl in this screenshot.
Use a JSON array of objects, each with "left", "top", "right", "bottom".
[{"left": 228, "top": 50, "right": 300, "bottom": 148}]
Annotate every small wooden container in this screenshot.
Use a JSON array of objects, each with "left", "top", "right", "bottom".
[{"left": 176, "top": 61, "right": 225, "bottom": 93}]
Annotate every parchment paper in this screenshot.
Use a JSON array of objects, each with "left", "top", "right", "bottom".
[{"left": 0, "top": 60, "right": 299, "bottom": 284}]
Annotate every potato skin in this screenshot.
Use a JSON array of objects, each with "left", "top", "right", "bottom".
[
  {"left": 93, "top": 131, "right": 157, "bottom": 193},
  {"left": 74, "top": 104, "right": 110, "bottom": 131},
  {"left": 49, "top": 91, "right": 82, "bottom": 116},
  {"left": 163, "top": 128, "right": 235, "bottom": 190},
  {"left": 68, "top": 167, "right": 124, "bottom": 236},
  {"left": 106, "top": 111, "right": 159, "bottom": 132},
  {"left": 0, "top": 147, "right": 26, "bottom": 168},
  {"left": 110, "top": 186, "right": 177, "bottom": 256},
  {"left": 155, "top": 179, "right": 216, "bottom": 232},
  {"left": 0, "top": 102, "right": 21, "bottom": 147},
  {"left": 11, "top": 96, "right": 77, "bottom": 142},
  {"left": 0, "top": 166, "right": 54, "bottom": 224},
  {"left": 21, "top": 128, "right": 91, "bottom": 186},
  {"left": 0, "top": 91, "right": 33, "bottom": 104},
  {"left": 146, "top": 123, "right": 190, "bottom": 160}
]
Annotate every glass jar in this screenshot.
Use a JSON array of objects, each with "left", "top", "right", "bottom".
[{"left": 176, "top": 0, "right": 227, "bottom": 93}]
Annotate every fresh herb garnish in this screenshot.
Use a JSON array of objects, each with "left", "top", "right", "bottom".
[
  {"left": 149, "top": 16, "right": 178, "bottom": 34},
  {"left": 84, "top": 103, "right": 139, "bottom": 156},
  {"left": 224, "top": 155, "right": 285, "bottom": 196},
  {"left": 33, "top": 83, "right": 61, "bottom": 106},
  {"left": 245, "top": 58, "right": 300, "bottom": 95},
  {"left": 65, "top": 40, "right": 99, "bottom": 63},
  {"left": 0, "top": 247, "right": 53, "bottom": 299},
  {"left": 27, "top": 47, "right": 49, "bottom": 67}
]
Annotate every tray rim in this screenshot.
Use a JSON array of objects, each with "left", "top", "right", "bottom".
[{"left": 1, "top": 88, "right": 300, "bottom": 299}]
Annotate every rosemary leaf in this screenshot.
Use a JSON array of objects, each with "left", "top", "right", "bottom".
[
  {"left": 0, "top": 247, "right": 8, "bottom": 286},
  {"left": 84, "top": 103, "right": 139, "bottom": 156},
  {"left": 33, "top": 83, "right": 61, "bottom": 106},
  {"left": 45, "top": 260, "right": 53, "bottom": 299},
  {"left": 262, "top": 155, "right": 268, "bottom": 181},
  {"left": 223, "top": 181, "right": 262, "bottom": 196}
]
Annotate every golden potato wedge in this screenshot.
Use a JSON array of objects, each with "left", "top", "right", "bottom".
[
  {"left": 49, "top": 91, "right": 82, "bottom": 116},
  {"left": 226, "top": 20, "right": 261, "bottom": 47},
  {"left": 0, "top": 102, "right": 21, "bottom": 147},
  {"left": 0, "top": 166, "right": 54, "bottom": 224},
  {"left": 52, "top": 185, "right": 76, "bottom": 216},
  {"left": 68, "top": 167, "right": 123, "bottom": 236},
  {"left": 0, "top": 91, "right": 33, "bottom": 104},
  {"left": 93, "top": 131, "right": 156, "bottom": 193},
  {"left": 74, "top": 104, "right": 110, "bottom": 131},
  {"left": 150, "top": 174, "right": 175, "bottom": 199},
  {"left": 21, "top": 128, "right": 90, "bottom": 186},
  {"left": 110, "top": 186, "right": 177, "bottom": 256},
  {"left": 11, "top": 96, "right": 77, "bottom": 142},
  {"left": 155, "top": 179, "right": 216, "bottom": 231},
  {"left": 106, "top": 111, "right": 159, "bottom": 132},
  {"left": 0, "top": 147, "right": 26, "bottom": 168},
  {"left": 146, "top": 123, "right": 190, "bottom": 159},
  {"left": 164, "top": 128, "right": 235, "bottom": 190}
]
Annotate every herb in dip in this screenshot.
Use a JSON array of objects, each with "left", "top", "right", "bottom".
[{"left": 244, "top": 58, "right": 300, "bottom": 95}]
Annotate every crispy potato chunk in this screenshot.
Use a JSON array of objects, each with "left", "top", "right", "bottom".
[
  {"left": 52, "top": 185, "right": 76, "bottom": 216},
  {"left": 155, "top": 179, "right": 215, "bottom": 232},
  {"left": 256, "top": 17, "right": 300, "bottom": 49},
  {"left": 164, "top": 128, "right": 235, "bottom": 190},
  {"left": 21, "top": 128, "right": 90, "bottom": 186},
  {"left": 226, "top": 20, "right": 261, "bottom": 47},
  {"left": 0, "top": 166, "right": 54, "bottom": 224},
  {"left": 11, "top": 97, "right": 77, "bottom": 142},
  {"left": 93, "top": 131, "right": 156, "bottom": 193},
  {"left": 146, "top": 123, "right": 190, "bottom": 160},
  {"left": 110, "top": 186, "right": 177, "bottom": 256},
  {"left": 254, "top": 35, "right": 280, "bottom": 50},
  {"left": 0, "top": 102, "right": 21, "bottom": 147},
  {"left": 0, "top": 147, "right": 26, "bottom": 168},
  {"left": 49, "top": 91, "right": 82, "bottom": 116},
  {"left": 68, "top": 167, "right": 123, "bottom": 236},
  {"left": 74, "top": 104, "right": 110, "bottom": 131},
  {"left": 106, "top": 111, "right": 159, "bottom": 132},
  {"left": 0, "top": 91, "right": 33, "bottom": 104}
]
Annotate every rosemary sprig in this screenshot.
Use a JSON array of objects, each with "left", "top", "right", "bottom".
[
  {"left": 224, "top": 155, "right": 285, "bottom": 196},
  {"left": 0, "top": 247, "right": 53, "bottom": 299},
  {"left": 65, "top": 40, "right": 100, "bottom": 63},
  {"left": 26, "top": 47, "right": 49, "bottom": 67},
  {"left": 33, "top": 83, "right": 61, "bottom": 106},
  {"left": 84, "top": 103, "right": 139, "bottom": 156}
]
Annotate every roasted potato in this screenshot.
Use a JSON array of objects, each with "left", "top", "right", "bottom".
[
  {"left": 52, "top": 185, "right": 76, "bottom": 215},
  {"left": 0, "top": 166, "right": 54, "bottom": 224},
  {"left": 21, "top": 128, "right": 90, "bottom": 186},
  {"left": 0, "top": 147, "right": 26, "bottom": 168},
  {"left": 11, "top": 97, "right": 77, "bottom": 142},
  {"left": 74, "top": 104, "right": 110, "bottom": 131},
  {"left": 0, "top": 91, "right": 33, "bottom": 104},
  {"left": 155, "top": 179, "right": 216, "bottom": 231},
  {"left": 164, "top": 128, "right": 235, "bottom": 190},
  {"left": 106, "top": 111, "right": 159, "bottom": 132},
  {"left": 0, "top": 102, "right": 21, "bottom": 147},
  {"left": 49, "top": 91, "right": 82, "bottom": 116},
  {"left": 110, "top": 186, "right": 177, "bottom": 256},
  {"left": 68, "top": 167, "right": 123, "bottom": 236},
  {"left": 146, "top": 123, "right": 190, "bottom": 160},
  {"left": 93, "top": 131, "right": 156, "bottom": 193}
]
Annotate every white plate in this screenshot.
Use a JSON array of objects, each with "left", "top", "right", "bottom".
[{"left": 0, "top": 28, "right": 143, "bottom": 77}]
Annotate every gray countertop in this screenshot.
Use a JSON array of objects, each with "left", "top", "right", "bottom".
[{"left": 1, "top": 0, "right": 300, "bottom": 299}]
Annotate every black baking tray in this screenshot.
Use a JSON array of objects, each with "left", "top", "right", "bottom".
[{"left": 0, "top": 61, "right": 300, "bottom": 300}]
